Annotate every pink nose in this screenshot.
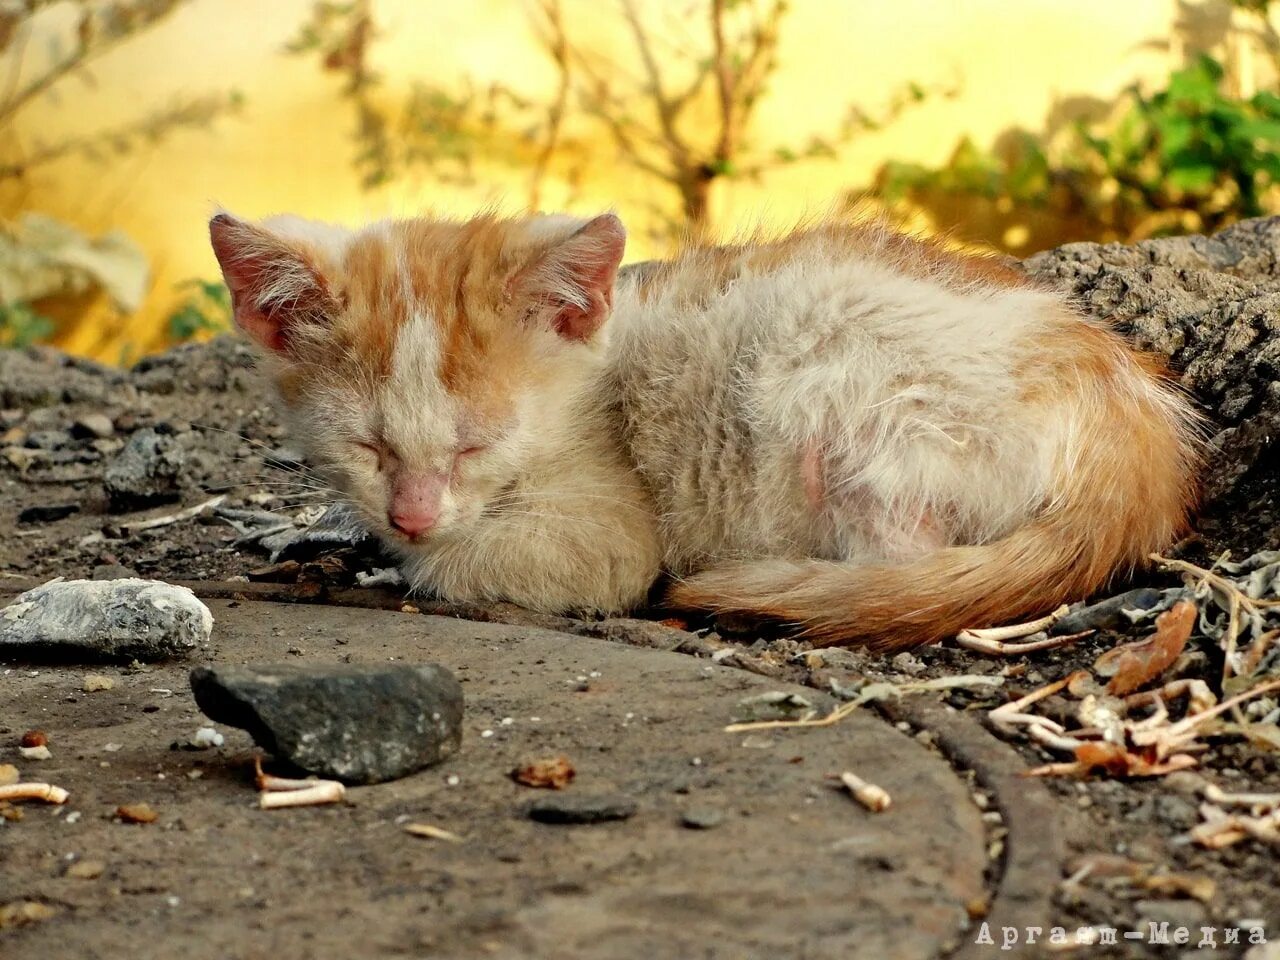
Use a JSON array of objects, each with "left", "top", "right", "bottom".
[
  {"left": 388, "top": 509, "right": 438, "bottom": 538},
  {"left": 388, "top": 470, "right": 448, "bottom": 539}
]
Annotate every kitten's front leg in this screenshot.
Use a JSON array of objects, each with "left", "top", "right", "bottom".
[{"left": 399, "top": 481, "right": 662, "bottom": 617}]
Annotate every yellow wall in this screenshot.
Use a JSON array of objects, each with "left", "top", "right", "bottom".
[{"left": 4, "top": 0, "right": 1179, "bottom": 360}]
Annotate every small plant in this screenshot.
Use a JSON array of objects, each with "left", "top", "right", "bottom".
[
  {"left": 165, "top": 279, "right": 231, "bottom": 342},
  {"left": 0, "top": 302, "right": 55, "bottom": 348},
  {"left": 867, "top": 54, "right": 1280, "bottom": 251}
]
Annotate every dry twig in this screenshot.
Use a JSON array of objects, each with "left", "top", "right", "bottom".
[
  {"left": 724, "top": 675, "right": 1002, "bottom": 733},
  {"left": 403, "top": 822, "right": 464, "bottom": 843}
]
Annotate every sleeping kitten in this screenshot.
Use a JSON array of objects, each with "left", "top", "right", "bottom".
[{"left": 209, "top": 210, "right": 1200, "bottom": 649}]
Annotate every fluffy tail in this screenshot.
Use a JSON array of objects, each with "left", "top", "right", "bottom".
[{"left": 666, "top": 345, "right": 1201, "bottom": 651}]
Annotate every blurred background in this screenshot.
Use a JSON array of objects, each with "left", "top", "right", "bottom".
[{"left": 3, "top": 0, "right": 1280, "bottom": 363}]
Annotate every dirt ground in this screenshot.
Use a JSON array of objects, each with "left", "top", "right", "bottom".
[{"left": 1, "top": 339, "right": 1278, "bottom": 959}]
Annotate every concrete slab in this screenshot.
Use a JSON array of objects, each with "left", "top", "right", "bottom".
[{"left": 1, "top": 600, "right": 988, "bottom": 959}]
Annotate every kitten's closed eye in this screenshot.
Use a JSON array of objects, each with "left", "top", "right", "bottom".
[{"left": 457, "top": 445, "right": 486, "bottom": 457}]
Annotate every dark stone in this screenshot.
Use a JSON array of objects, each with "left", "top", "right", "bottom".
[
  {"left": 189, "top": 662, "right": 464, "bottom": 784},
  {"left": 680, "top": 806, "right": 724, "bottom": 829},
  {"left": 17, "top": 503, "right": 80, "bottom": 524},
  {"left": 527, "top": 793, "right": 638, "bottom": 824},
  {"left": 104, "top": 428, "right": 184, "bottom": 510}
]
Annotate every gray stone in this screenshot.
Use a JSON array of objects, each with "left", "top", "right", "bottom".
[
  {"left": 104, "top": 428, "right": 184, "bottom": 510},
  {"left": 527, "top": 792, "right": 638, "bottom": 824},
  {"left": 1022, "top": 216, "right": 1280, "bottom": 552},
  {"left": 0, "top": 578, "right": 212, "bottom": 662},
  {"left": 189, "top": 662, "right": 464, "bottom": 784},
  {"left": 680, "top": 805, "right": 725, "bottom": 829}
]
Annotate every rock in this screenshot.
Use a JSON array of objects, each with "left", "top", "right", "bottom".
[
  {"left": 0, "top": 578, "right": 212, "bottom": 663},
  {"left": 82, "top": 674, "right": 115, "bottom": 692},
  {"left": 189, "top": 662, "right": 464, "bottom": 784},
  {"left": 1022, "top": 216, "right": 1280, "bottom": 552},
  {"left": 680, "top": 805, "right": 725, "bottom": 829},
  {"left": 71, "top": 413, "right": 114, "bottom": 439},
  {"left": 17, "top": 504, "right": 79, "bottom": 524},
  {"left": 526, "top": 793, "right": 638, "bottom": 824},
  {"left": 103, "top": 428, "right": 184, "bottom": 510}
]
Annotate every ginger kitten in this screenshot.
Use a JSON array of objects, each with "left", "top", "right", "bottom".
[{"left": 209, "top": 210, "right": 1200, "bottom": 650}]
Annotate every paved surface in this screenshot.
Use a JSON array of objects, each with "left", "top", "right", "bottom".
[{"left": 3, "top": 600, "right": 990, "bottom": 960}]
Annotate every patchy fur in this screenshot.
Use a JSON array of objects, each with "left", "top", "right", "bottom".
[{"left": 210, "top": 211, "right": 1201, "bottom": 649}]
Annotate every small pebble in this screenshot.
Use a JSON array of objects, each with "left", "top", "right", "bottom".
[
  {"left": 83, "top": 674, "right": 115, "bottom": 692},
  {"left": 527, "top": 793, "right": 637, "bottom": 825},
  {"left": 681, "top": 806, "right": 725, "bottom": 830},
  {"left": 0, "top": 764, "right": 18, "bottom": 785},
  {"left": 72, "top": 413, "right": 115, "bottom": 439},
  {"left": 19, "top": 745, "right": 51, "bottom": 761},
  {"left": 65, "top": 859, "right": 105, "bottom": 880},
  {"left": 188, "top": 727, "right": 224, "bottom": 749}
]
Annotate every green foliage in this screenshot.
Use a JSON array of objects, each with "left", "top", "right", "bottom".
[
  {"left": 165, "top": 279, "right": 231, "bottom": 342},
  {"left": 0, "top": 302, "right": 55, "bottom": 348},
  {"left": 870, "top": 54, "right": 1280, "bottom": 250}
]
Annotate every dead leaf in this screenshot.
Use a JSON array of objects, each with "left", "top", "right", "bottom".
[
  {"left": 1097, "top": 601, "right": 1196, "bottom": 695},
  {"left": 115, "top": 803, "right": 158, "bottom": 824},
  {"left": 1071, "top": 741, "right": 1198, "bottom": 778},
  {"left": 512, "top": 756, "right": 576, "bottom": 790}
]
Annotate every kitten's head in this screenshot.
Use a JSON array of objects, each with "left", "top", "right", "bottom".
[{"left": 208, "top": 209, "right": 626, "bottom": 545}]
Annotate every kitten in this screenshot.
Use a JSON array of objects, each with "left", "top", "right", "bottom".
[{"left": 209, "top": 210, "right": 1200, "bottom": 649}]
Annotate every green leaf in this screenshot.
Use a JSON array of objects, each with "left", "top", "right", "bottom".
[{"left": 1166, "top": 162, "right": 1217, "bottom": 191}]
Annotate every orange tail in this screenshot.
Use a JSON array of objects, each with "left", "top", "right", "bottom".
[{"left": 666, "top": 352, "right": 1200, "bottom": 651}]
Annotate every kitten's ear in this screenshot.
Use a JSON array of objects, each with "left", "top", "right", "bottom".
[
  {"left": 515, "top": 214, "right": 626, "bottom": 342},
  {"left": 208, "top": 212, "right": 336, "bottom": 354}
]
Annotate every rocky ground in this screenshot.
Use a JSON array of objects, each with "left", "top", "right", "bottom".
[{"left": 4, "top": 222, "right": 1280, "bottom": 958}]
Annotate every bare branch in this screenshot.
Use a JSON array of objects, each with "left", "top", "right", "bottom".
[{"left": 618, "top": 0, "right": 691, "bottom": 169}]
